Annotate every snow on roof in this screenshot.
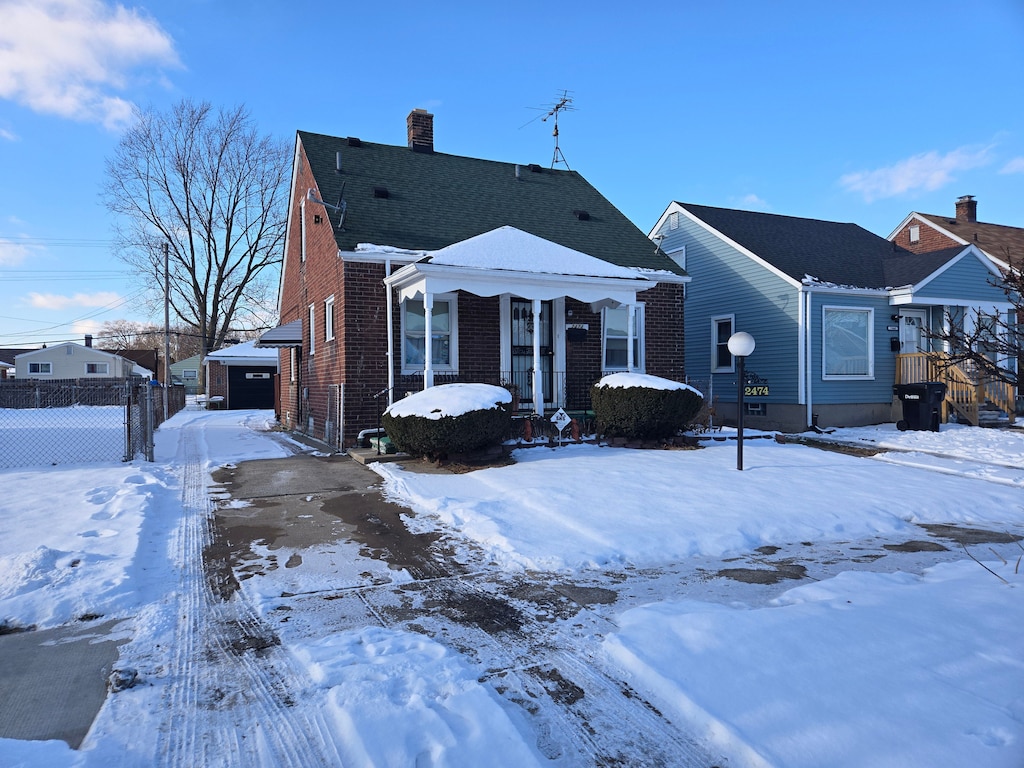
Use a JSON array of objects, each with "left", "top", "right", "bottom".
[
  {"left": 385, "top": 383, "right": 512, "bottom": 420},
  {"left": 206, "top": 340, "right": 279, "bottom": 361},
  {"left": 423, "top": 227, "right": 644, "bottom": 280},
  {"left": 595, "top": 372, "right": 703, "bottom": 396}
]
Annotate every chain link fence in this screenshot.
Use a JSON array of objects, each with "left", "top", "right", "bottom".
[{"left": 0, "top": 379, "right": 186, "bottom": 469}]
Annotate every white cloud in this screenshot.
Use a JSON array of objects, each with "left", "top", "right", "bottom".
[
  {"left": 71, "top": 319, "right": 103, "bottom": 337},
  {"left": 28, "top": 291, "right": 122, "bottom": 310},
  {"left": 0, "top": 0, "right": 179, "bottom": 129},
  {"left": 999, "top": 157, "right": 1024, "bottom": 174},
  {"left": 839, "top": 145, "right": 993, "bottom": 202},
  {"left": 0, "top": 239, "right": 32, "bottom": 265},
  {"left": 734, "top": 193, "right": 770, "bottom": 211},
  {"left": 0, "top": 126, "right": 17, "bottom": 141}
]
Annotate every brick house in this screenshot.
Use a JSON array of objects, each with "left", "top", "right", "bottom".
[
  {"left": 889, "top": 195, "right": 1024, "bottom": 269},
  {"left": 259, "top": 110, "right": 689, "bottom": 449},
  {"left": 889, "top": 195, "right": 1021, "bottom": 412}
]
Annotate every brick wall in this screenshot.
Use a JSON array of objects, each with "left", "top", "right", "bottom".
[{"left": 891, "top": 220, "right": 959, "bottom": 254}]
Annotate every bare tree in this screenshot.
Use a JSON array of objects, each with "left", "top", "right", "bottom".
[
  {"left": 103, "top": 100, "right": 289, "bottom": 365},
  {"left": 96, "top": 319, "right": 203, "bottom": 360},
  {"left": 925, "top": 269, "right": 1022, "bottom": 388}
]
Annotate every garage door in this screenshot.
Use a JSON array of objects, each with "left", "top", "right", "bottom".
[{"left": 226, "top": 366, "right": 276, "bottom": 409}]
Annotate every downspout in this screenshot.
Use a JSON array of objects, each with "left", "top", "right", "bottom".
[
  {"left": 805, "top": 289, "right": 814, "bottom": 429},
  {"left": 797, "top": 285, "right": 806, "bottom": 406},
  {"left": 385, "top": 258, "right": 395, "bottom": 406}
]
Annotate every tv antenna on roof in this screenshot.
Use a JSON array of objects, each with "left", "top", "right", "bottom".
[{"left": 524, "top": 90, "right": 575, "bottom": 170}]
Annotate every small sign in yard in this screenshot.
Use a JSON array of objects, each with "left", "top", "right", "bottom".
[{"left": 551, "top": 408, "right": 571, "bottom": 432}]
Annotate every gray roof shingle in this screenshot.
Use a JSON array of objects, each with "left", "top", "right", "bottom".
[
  {"left": 678, "top": 203, "right": 953, "bottom": 288},
  {"left": 300, "top": 131, "right": 683, "bottom": 275}
]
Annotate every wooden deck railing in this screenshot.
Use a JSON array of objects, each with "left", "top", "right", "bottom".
[{"left": 896, "top": 352, "right": 1015, "bottom": 425}]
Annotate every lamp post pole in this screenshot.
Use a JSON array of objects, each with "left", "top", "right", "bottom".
[{"left": 728, "top": 332, "right": 756, "bottom": 471}]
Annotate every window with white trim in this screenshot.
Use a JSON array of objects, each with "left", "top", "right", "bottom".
[
  {"left": 667, "top": 245, "right": 686, "bottom": 271},
  {"left": 183, "top": 369, "right": 198, "bottom": 380},
  {"left": 603, "top": 304, "right": 644, "bottom": 371},
  {"left": 308, "top": 304, "right": 315, "bottom": 356},
  {"left": 822, "top": 306, "right": 874, "bottom": 379},
  {"left": 85, "top": 362, "right": 109, "bottom": 375},
  {"left": 402, "top": 296, "right": 457, "bottom": 373},
  {"left": 908, "top": 225, "right": 920, "bottom": 244},
  {"left": 324, "top": 295, "right": 335, "bottom": 342},
  {"left": 711, "top": 315, "right": 735, "bottom": 372},
  {"left": 29, "top": 362, "right": 52, "bottom": 374}
]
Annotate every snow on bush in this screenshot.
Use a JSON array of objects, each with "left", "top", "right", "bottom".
[{"left": 592, "top": 373, "right": 704, "bottom": 440}]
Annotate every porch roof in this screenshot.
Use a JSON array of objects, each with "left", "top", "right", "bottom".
[
  {"left": 384, "top": 226, "right": 656, "bottom": 306},
  {"left": 255, "top": 319, "right": 303, "bottom": 348}
]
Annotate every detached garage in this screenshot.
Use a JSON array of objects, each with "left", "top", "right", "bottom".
[{"left": 205, "top": 341, "right": 279, "bottom": 409}]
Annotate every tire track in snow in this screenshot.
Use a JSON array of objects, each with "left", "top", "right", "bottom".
[{"left": 156, "top": 422, "right": 342, "bottom": 768}]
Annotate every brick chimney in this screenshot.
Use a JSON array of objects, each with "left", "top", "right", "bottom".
[
  {"left": 955, "top": 195, "right": 977, "bottom": 223},
  {"left": 407, "top": 108, "right": 434, "bottom": 153}
]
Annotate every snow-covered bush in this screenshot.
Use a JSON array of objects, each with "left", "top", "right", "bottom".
[
  {"left": 591, "top": 373, "right": 704, "bottom": 440},
  {"left": 382, "top": 383, "right": 513, "bottom": 459}
]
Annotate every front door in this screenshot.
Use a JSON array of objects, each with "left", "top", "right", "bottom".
[
  {"left": 899, "top": 309, "right": 929, "bottom": 354},
  {"left": 510, "top": 298, "right": 552, "bottom": 409}
]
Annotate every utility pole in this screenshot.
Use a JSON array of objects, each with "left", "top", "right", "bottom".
[{"left": 163, "top": 241, "right": 170, "bottom": 420}]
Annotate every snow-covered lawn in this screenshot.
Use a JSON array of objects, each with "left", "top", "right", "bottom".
[{"left": 1, "top": 408, "right": 1022, "bottom": 767}]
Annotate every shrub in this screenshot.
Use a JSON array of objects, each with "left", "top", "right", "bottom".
[
  {"left": 383, "top": 383, "right": 512, "bottom": 459},
  {"left": 591, "top": 373, "right": 704, "bottom": 440}
]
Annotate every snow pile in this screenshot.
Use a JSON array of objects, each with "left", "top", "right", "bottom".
[
  {"left": 594, "top": 371, "right": 703, "bottom": 395},
  {"left": 384, "top": 382, "right": 512, "bottom": 420}
]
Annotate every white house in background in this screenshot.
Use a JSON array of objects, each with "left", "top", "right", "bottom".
[{"left": 15, "top": 342, "right": 140, "bottom": 380}]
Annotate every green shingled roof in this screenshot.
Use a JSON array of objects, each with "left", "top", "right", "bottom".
[{"left": 298, "top": 130, "right": 683, "bottom": 275}]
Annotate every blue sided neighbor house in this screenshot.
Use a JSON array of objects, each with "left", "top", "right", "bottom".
[{"left": 649, "top": 202, "right": 1016, "bottom": 432}]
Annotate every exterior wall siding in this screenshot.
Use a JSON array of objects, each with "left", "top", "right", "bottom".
[
  {"left": 915, "top": 255, "right": 1006, "bottom": 304},
  {"left": 657, "top": 216, "right": 800, "bottom": 406},
  {"left": 807, "top": 291, "right": 896, "bottom": 406}
]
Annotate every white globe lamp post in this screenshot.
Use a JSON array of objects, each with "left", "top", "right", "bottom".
[{"left": 727, "top": 332, "right": 756, "bottom": 470}]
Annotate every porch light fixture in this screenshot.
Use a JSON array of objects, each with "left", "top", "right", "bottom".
[{"left": 728, "top": 331, "right": 755, "bottom": 471}]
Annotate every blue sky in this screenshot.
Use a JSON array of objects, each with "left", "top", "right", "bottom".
[{"left": 1, "top": 0, "right": 1022, "bottom": 348}]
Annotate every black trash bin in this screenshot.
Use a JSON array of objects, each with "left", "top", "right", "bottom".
[{"left": 893, "top": 382, "right": 947, "bottom": 432}]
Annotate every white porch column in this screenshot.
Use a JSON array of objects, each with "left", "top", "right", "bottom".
[
  {"left": 532, "top": 298, "right": 543, "bottom": 414},
  {"left": 626, "top": 302, "right": 636, "bottom": 372},
  {"left": 423, "top": 293, "right": 434, "bottom": 389}
]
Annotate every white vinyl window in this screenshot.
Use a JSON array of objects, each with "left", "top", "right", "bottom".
[
  {"left": 324, "top": 295, "right": 335, "bottom": 342},
  {"left": 308, "top": 304, "right": 315, "bottom": 356},
  {"left": 29, "top": 362, "right": 52, "bottom": 374},
  {"left": 908, "top": 225, "right": 920, "bottom": 244},
  {"left": 402, "top": 296, "right": 457, "bottom": 373},
  {"left": 711, "top": 315, "right": 735, "bottom": 372},
  {"left": 85, "top": 362, "right": 109, "bottom": 375},
  {"left": 823, "top": 306, "right": 874, "bottom": 379},
  {"left": 603, "top": 304, "right": 644, "bottom": 371}
]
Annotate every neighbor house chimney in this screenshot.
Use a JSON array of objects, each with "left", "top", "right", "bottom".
[
  {"left": 84, "top": 334, "right": 92, "bottom": 348},
  {"left": 407, "top": 109, "right": 434, "bottom": 153},
  {"left": 955, "top": 195, "right": 977, "bottom": 223}
]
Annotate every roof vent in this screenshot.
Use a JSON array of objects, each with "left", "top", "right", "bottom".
[
  {"left": 347, "top": 136, "right": 362, "bottom": 147},
  {"left": 372, "top": 186, "right": 389, "bottom": 199},
  {"left": 572, "top": 209, "right": 590, "bottom": 221},
  {"left": 528, "top": 163, "right": 542, "bottom": 173}
]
